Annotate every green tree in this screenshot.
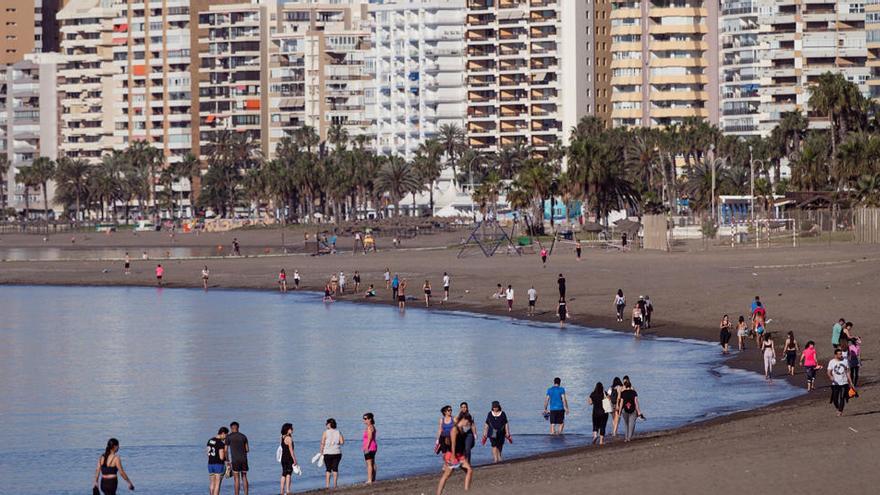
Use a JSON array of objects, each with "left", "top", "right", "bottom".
[
  {"left": 15, "top": 165, "right": 40, "bottom": 219},
  {"left": 376, "top": 156, "right": 421, "bottom": 217},
  {"left": 30, "top": 157, "right": 56, "bottom": 221},
  {"left": 54, "top": 157, "right": 90, "bottom": 223},
  {"left": 413, "top": 139, "right": 444, "bottom": 213}
]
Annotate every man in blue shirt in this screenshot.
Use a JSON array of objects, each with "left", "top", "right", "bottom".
[
  {"left": 391, "top": 274, "right": 400, "bottom": 301},
  {"left": 543, "top": 377, "right": 570, "bottom": 435}
]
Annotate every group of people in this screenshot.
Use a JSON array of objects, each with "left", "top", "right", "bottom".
[
  {"left": 614, "top": 290, "right": 654, "bottom": 336},
  {"left": 545, "top": 376, "right": 645, "bottom": 447},
  {"left": 718, "top": 296, "right": 863, "bottom": 417}
]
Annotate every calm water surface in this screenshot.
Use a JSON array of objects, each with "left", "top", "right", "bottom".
[{"left": 0, "top": 286, "right": 801, "bottom": 494}]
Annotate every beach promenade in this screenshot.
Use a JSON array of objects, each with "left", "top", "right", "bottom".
[{"left": 1, "top": 229, "right": 877, "bottom": 493}]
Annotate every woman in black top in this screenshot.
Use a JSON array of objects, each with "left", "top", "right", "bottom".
[
  {"left": 280, "top": 423, "right": 297, "bottom": 495},
  {"left": 557, "top": 297, "right": 568, "bottom": 328},
  {"left": 482, "top": 401, "right": 510, "bottom": 463},
  {"left": 93, "top": 438, "right": 134, "bottom": 495},
  {"left": 587, "top": 382, "right": 610, "bottom": 445},
  {"left": 719, "top": 315, "right": 732, "bottom": 354}
]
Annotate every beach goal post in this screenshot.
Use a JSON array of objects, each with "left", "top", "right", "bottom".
[{"left": 753, "top": 218, "right": 797, "bottom": 248}]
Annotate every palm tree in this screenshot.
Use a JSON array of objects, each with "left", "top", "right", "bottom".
[
  {"left": 413, "top": 139, "right": 444, "bottom": 213},
  {"left": 175, "top": 152, "right": 201, "bottom": 218},
  {"left": 376, "top": 156, "right": 421, "bottom": 217},
  {"left": 438, "top": 123, "right": 465, "bottom": 176},
  {"left": 200, "top": 130, "right": 260, "bottom": 218},
  {"left": 30, "top": 157, "right": 56, "bottom": 221},
  {"left": 54, "top": 157, "right": 90, "bottom": 223},
  {"left": 493, "top": 143, "right": 528, "bottom": 180},
  {"left": 855, "top": 173, "right": 880, "bottom": 207},
  {"left": 15, "top": 166, "right": 40, "bottom": 219},
  {"left": 126, "top": 140, "right": 163, "bottom": 219},
  {"left": 513, "top": 162, "right": 552, "bottom": 234},
  {"left": 0, "top": 154, "right": 9, "bottom": 213}
]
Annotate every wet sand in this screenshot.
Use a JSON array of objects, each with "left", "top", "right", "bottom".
[{"left": 1, "top": 230, "right": 878, "bottom": 493}]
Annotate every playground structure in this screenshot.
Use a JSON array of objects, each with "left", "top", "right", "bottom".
[{"left": 457, "top": 219, "right": 521, "bottom": 258}]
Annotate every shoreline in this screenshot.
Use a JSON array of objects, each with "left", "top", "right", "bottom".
[{"left": 2, "top": 237, "right": 877, "bottom": 493}]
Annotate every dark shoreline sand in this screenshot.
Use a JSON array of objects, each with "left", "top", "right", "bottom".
[{"left": 1, "top": 230, "right": 878, "bottom": 493}]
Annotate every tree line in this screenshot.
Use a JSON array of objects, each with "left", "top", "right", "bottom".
[{"left": 2, "top": 72, "right": 879, "bottom": 226}]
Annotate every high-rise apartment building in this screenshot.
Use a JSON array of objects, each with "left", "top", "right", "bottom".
[
  {"left": 111, "top": 0, "right": 195, "bottom": 166},
  {"left": 869, "top": 0, "right": 880, "bottom": 99},
  {"left": 719, "top": 0, "right": 761, "bottom": 136},
  {"left": 592, "top": 0, "right": 613, "bottom": 124},
  {"left": 197, "top": 1, "right": 274, "bottom": 157},
  {"left": 0, "top": 1, "right": 65, "bottom": 64},
  {"left": 58, "top": 0, "right": 123, "bottom": 163},
  {"left": 465, "top": 0, "right": 590, "bottom": 155},
  {"left": 267, "top": 0, "right": 371, "bottom": 155},
  {"left": 368, "top": 0, "right": 466, "bottom": 160},
  {"left": 0, "top": 54, "right": 62, "bottom": 216},
  {"left": 609, "top": 0, "right": 720, "bottom": 128},
  {"left": 757, "top": 0, "right": 868, "bottom": 132}
]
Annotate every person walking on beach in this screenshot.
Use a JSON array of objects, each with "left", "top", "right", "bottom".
[
  {"left": 643, "top": 295, "right": 653, "bottom": 328},
  {"left": 588, "top": 382, "right": 610, "bottom": 446},
  {"left": 362, "top": 412, "right": 378, "bottom": 484},
  {"left": 527, "top": 286, "right": 537, "bottom": 316},
  {"left": 557, "top": 297, "right": 568, "bottom": 328},
  {"left": 800, "top": 341, "right": 820, "bottom": 391},
  {"left": 609, "top": 377, "right": 624, "bottom": 438},
  {"left": 155, "top": 264, "right": 164, "bottom": 286},
  {"left": 201, "top": 265, "right": 210, "bottom": 290},
  {"left": 557, "top": 273, "right": 566, "bottom": 299},
  {"left": 482, "top": 401, "right": 510, "bottom": 463},
  {"left": 338, "top": 271, "right": 346, "bottom": 294},
  {"left": 827, "top": 348, "right": 853, "bottom": 416},
  {"left": 614, "top": 289, "right": 625, "bottom": 322},
  {"left": 736, "top": 315, "right": 748, "bottom": 351},
  {"left": 505, "top": 285, "right": 514, "bottom": 312},
  {"left": 398, "top": 278, "right": 408, "bottom": 311},
  {"left": 459, "top": 402, "right": 478, "bottom": 463},
  {"left": 762, "top": 332, "right": 776, "bottom": 381},
  {"left": 279, "top": 423, "right": 297, "bottom": 495},
  {"left": 93, "top": 438, "right": 135, "bottom": 495},
  {"left": 437, "top": 411, "right": 475, "bottom": 495},
  {"left": 279, "top": 269, "right": 288, "bottom": 293},
  {"left": 848, "top": 337, "right": 862, "bottom": 386},
  {"left": 636, "top": 296, "right": 647, "bottom": 330},
  {"left": 320, "top": 418, "right": 344, "bottom": 489},
  {"left": 123, "top": 253, "right": 131, "bottom": 276},
  {"left": 631, "top": 303, "right": 643, "bottom": 336},
  {"left": 719, "top": 315, "right": 732, "bottom": 354},
  {"left": 442, "top": 272, "right": 450, "bottom": 302},
  {"left": 329, "top": 273, "right": 339, "bottom": 295},
  {"left": 783, "top": 331, "right": 799, "bottom": 376},
  {"left": 232, "top": 238, "right": 241, "bottom": 256},
  {"left": 435, "top": 405, "right": 455, "bottom": 457},
  {"left": 353, "top": 271, "right": 362, "bottom": 293},
  {"left": 544, "top": 377, "right": 569, "bottom": 435},
  {"left": 226, "top": 422, "right": 249, "bottom": 495},
  {"left": 617, "top": 378, "right": 644, "bottom": 442},
  {"left": 424, "top": 280, "right": 433, "bottom": 308},
  {"left": 293, "top": 270, "right": 300, "bottom": 289},
  {"left": 391, "top": 274, "right": 400, "bottom": 301},
  {"left": 831, "top": 318, "right": 845, "bottom": 350},
  {"left": 575, "top": 239, "right": 582, "bottom": 261},
  {"left": 540, "top": 247, "right": 548, "bottom": 266},
  {"left": 206, "top": 427, "right": 228, "bottom": 495},
  {"left": 384, "top": 268, "right": 391, "bottom": 290}
]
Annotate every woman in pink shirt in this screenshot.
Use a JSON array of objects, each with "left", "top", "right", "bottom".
[
  {"left": 799, "top": 340, "right": 819, "bottom": 391},
  {"left": 361, "top": 412, "right": 377, "bottom": 484},
  {"left": 155, "top": 264, "right": 164, "bottom": 286}
]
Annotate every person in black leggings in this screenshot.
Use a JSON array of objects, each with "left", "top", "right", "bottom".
[
  {"left": 587, "top": 382, "right": 609, "bottom": 445},
  {"left": 93, "top": 438, "right": 134, "bottom": 494}
]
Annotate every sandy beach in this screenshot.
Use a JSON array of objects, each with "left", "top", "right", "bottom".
[{"left": 1, "top": 229, "right": 878, "bottom": 493}]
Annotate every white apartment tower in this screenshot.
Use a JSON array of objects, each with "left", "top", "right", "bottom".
[
  {"left": 757, "top": 0, "right": 869, "bottom": 132},
  {"left": 465, "top": 0, "right": 589, "bottom": 155},
  {"left": 58, "top": 0, "right": 124, "bottom": 163},
  {"left": 719, "top": 0, "right": 762, "bottom": 136},
  {"left": 368, "top": 0, "right": 467, "bottom": 160}
]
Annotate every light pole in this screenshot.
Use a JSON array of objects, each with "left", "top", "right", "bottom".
[{"left": 749, "top": 145, "right": 754, "bottom": 224}]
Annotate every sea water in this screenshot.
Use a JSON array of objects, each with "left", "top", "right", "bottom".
[{"left": 0, "top": 286, "right": 802, "bottom": 494}]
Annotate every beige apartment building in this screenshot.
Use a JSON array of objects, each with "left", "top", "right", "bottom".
[
  {"left": 464, "top": 0, "right": 595, "bottom": 155},
  {"left": 1, "top": 0, "right": 65, "bottom": 65},
  {"left": 197, "top": 1, "right": 274, "bottom": 157},
  {"left": 57, "top": 0, "right": 123, "bottom": 163},
  {"left": 267, "top": 0, "right": 371, "bottom": 154},
  {"left": 609, "top": 0, "right": 720, "bottom": 128},
  {"left": 870, "top": 0, "right": 880, "bottom": 100},
  {"left": 758, "top": 0, "right": 869, "bottom": 132}
]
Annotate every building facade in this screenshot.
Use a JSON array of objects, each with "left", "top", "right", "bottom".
[
  {"left": 58, "top": 0, "right": 123, "bottom": 163},
  {"left": 609, "top": 0, "right": 720, "bottom": 128},
  {"left": 719, "top": 0, "right": 762, "bottom": 136},
  {"left": 267, "top": 0, "right": 371, "bottom": 155},
  {"left": 0, "top": 54, "right": 62, "bottom": 215},
  {"left": 464, "top": 0, "right": 590, "bottom": 155},
  {"left": 757, "top": 0, "right": 868, "bottom": 132},
  {"left": 197, "top": 1, "right": 274, "bottom": 157},
  {"left": 368, "top": 0, "right": 466, "bottom": 160},
  {"left": 869, "top": 0, "right": 880, "bottom": 99}
]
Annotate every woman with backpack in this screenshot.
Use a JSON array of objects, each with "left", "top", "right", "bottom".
[
  {"left": 614, "top": 289, "right": 626, "bottom": 323},
  {"left": 608, "top": 377, "right": 624, "bottom": 438},
  {"left": 616, "top": 378, "right": 644, "bottom": 442}
]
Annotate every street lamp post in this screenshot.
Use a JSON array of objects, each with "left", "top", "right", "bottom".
[{"left": 749, "top": 145, "right": 755, "bottom": 224}]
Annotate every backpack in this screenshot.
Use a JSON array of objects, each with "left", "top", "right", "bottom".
[{"left": 276, "top": 445, "right": 282, "bottom": 463}]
